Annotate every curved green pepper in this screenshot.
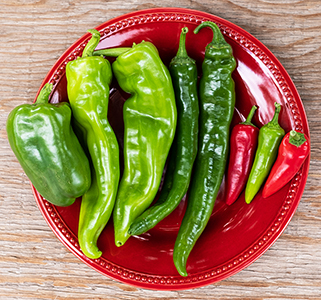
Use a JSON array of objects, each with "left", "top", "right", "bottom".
[
  {"left": 173, "top": 21, "right": 236, "bottom": 277},
  {"left": 245, "top": 102, "right": 285, "bottom": 204},
  {"left": 66, "top": 29, "right": 120, "bottom": 259},
  {"left": 128, "top": 27, "right": 199, "bottom": 236},
  {"left": 111, "top": 41, "right": 177, "bottom": 247},
  {"left": 6, "top": 83, "right": 91, "bottom": 207}
]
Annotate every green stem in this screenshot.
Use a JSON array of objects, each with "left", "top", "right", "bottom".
[
  {"left": 170, "top": 27, "right": 195, "bottom": 66},
  {"left": 194, "top": 21, "right": 226, "bottom": 47},
  {"left": 82, "top": 29, "right": 101, "bottom": 58},
  {"left": 93, "top": 47, "right": 131, "bottom": 57},
  {"left": 270, "top": 102, "right": 282, "bottom": 126},
  {"left": 289, "top": 130, "right": 307, "bottom": 147},
  {"left": 35, "top": 83, "right": 53, "bottom": 104},
  {"left": 176, "top": 27, "right": 189, "bottom": 58},
  {"left": 241, "top": 105, "right": 257, "bottom": 126}
]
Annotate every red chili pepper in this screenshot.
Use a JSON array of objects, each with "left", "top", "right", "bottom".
[
  {"left": 226, "top": 105, "right": 259, "bottom": 205},
  {"left": 262, "top": 130, "right": 310, "bottom": 198}
]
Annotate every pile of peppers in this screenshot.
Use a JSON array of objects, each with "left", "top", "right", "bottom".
[
  {"left": 6, "top": 23, "right": 310, "bottom": 277},
  {"left": 225, "top": 102, "right": 310, "bottom": 206}
]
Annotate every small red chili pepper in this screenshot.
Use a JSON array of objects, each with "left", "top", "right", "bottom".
[
  {"left": 262, "top": 130, "right": 310, "bottom": 198},
  {"left": 225, "top": 105, "right": 259, "bottom": 205}
]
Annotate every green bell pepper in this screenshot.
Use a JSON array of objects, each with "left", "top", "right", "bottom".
[
  {"left": 109, "top": 41, "right": 177, "bottom": 247},
  {"left": 6, "top": 83, "right": 91, "bottom": 207},
  {"left": 66, "top": 29, "right": 120, "bottom": 259}
]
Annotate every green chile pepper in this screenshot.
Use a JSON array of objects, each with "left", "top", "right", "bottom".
[
  {"left": 66, "top": 29, "right": 120, "bottom": 259},
  {"left": 111, "top": 41, "right": 177, "bottom": 247},
  {"left": 128, "top": 27, "right": 199, "bottom": 236},
  {"left": 173, "top": 21, "right": 236, "bottom": 277},
  {"left": 245, "top": 102, "right": 285, "bottom": 204},
  {"left": 6, "top": 83, "right": 91, "bottom": 207}
]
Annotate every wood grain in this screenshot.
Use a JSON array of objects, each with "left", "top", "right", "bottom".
[{"left": 1, "top": 0, "right": 321, "bottom": 299}]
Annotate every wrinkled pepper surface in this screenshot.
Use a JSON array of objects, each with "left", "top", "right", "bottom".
[
  {"left": 128, "top": 27, "right": 199, "bottom": 236},
  {"left": 173, "top": 21, "right": 236, "bottom": 277},
  {"left": 111, "top": 41, "right": 177, "bottom": 247},
  {"left": 245, "top": 102, "right": 285, "bottom": 204},
  {"left": 6, "top": 83, "right": 91, "bottom": 207},
  {"left": 66, "top": 29, "right": 120, "bottom": 259}
]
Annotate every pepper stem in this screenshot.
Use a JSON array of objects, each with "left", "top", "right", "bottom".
[
  {"left": 35, "top": 83, "right": 53, "bottom": 104},
  {"left": 241, "top": 105, "right": 257, "bottom": 126},
  {"left": 289, "top": 130, "right": 307, "bottom": 147},
  {"left": 82, "top": 29, "right": 101, "bottom": 58},
  {"left": 194, "top": 21, "right": 227, "bottom": 47},
  {"left": 270, "top": 102, "right": 282, "bottom": 125},
  {"left": 93, "top": 47, "right": 131, "bottom": 57},
  {"left": 170, "top": 27, "right": 195, "bottom": 66},
  {"left": 176, "top": 27, "right": 189, "bottom": 58}
]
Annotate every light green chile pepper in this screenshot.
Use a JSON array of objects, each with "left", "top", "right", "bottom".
[
  {"left": 111, "top": 41, "right": 177, "bottom": 247},
  {"left": 66, "top": 29, "right": 120, "bottom": 259}
]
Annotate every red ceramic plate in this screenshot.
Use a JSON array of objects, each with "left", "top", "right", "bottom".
[{"left": 33, "top": 8, "right": 310, "bottom": 290}]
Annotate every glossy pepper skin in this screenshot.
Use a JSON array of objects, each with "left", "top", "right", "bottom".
[
  {"left": 6, "top": 83, "right": 91, "bottom": 207},
  {"left": 262, "top": 130, "right": 310, "bottom": 198},
  {"left": 66, "top": 29, "right": 120, "bottom": 259},
  {"left": 112, "top": 41, "right": 177, "bottom": 247},
  {"left": 245, "top": 102, "right": 285, "bottom": 204},
  {"left": 128, "top": 27, "right": 199, "bottom": 236},
  {"left": 226, "top": 105, "right": 259, "bottom": 205},
  {"left": 173, "top": 21, "right": 236, "bottom": 277}
]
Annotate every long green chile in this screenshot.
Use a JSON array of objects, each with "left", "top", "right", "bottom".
[
  {"left": 173, "top": 21, "right": 236, "bottom": 277},
  {"left": 66, "top": 29, "right": 120, "bottom": 259},
  {"left": 111, "top": 41, "right": 177, "bottom": 247}
]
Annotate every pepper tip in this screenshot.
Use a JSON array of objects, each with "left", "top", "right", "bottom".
[{"left": 244, "top": 195, "right": 253, "bottom": 204}]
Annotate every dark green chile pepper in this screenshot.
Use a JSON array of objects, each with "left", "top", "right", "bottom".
[
  {"left": 173, "top": 21, "right": 236, "bottom": 277},
  {"left": 111, "top": 41, "right": 177, "bottom": 247},
  {"left": 245, "top": 102, "right": 285, "bottom": 204},
  {"left": 6, "top": 83, "right": 91, "bottom": 207},
  {"left": 128, "top": 27, "right": 199, "bottom": 236},
  {"left": 66, "top": 29, "right": 120, "bottom": 259}
]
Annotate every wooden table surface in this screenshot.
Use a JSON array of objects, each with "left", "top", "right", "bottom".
[{"left": 1, "top": 0, "right": 320, "bottom": 299}]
